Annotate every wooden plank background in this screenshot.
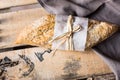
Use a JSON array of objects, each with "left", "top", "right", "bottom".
[
  {"left": 0, "top": 47, "right": 112, "bottom": 80},
  {"left": 0, "top": 1, "right": 115, "bottom": 79},
  {"left": 0, "top": 0, "right": 38, "bottom": 9},
  {"left": 0, "top": 8, "right": 48, "bottom": 48}
]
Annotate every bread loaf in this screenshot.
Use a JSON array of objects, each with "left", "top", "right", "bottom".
[
  {"left": 86, "top": 20, "right": 118, "bottom": 48},
  {"left": 15, "top": 15, "right": 118, "bottom": 49},
  {"left": 15, "top": 15, "right": 55, "bottom": 48}
]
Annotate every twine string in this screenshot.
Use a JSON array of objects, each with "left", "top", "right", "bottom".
[{"left": 49, "top": 15, "right": 82, "bottom": 56}]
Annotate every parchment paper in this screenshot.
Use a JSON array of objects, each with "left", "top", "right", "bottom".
[{"left": 52, "top": 15, "right": 88, "bottom": 51}]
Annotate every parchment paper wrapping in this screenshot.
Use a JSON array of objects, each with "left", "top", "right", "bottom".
[{"left": 52, "top": 15, "right": 88, "bottom": 51}]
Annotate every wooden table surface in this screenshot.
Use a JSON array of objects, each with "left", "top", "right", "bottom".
[
  {"left": 0, "top": 1, "right": 115, "bottom": 80},
  {"left": 0, "top": 0, "right": 38, "bottom": 9}
]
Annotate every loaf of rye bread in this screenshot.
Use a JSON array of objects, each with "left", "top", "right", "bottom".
[{"left": 15, "top": 15, "right": 118, "bottom": 49}]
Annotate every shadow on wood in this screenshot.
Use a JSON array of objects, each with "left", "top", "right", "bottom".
[{"left": 0, "top": 45, "right": 37, "bottom": 53}]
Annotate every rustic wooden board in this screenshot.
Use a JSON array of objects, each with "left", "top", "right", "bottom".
[
  {"left": 0, "top": 47, "right": 112, "bottom": 80},
  {"left": 0, "top": 8, "right": 48, "bottom": 48},
  {"left": 93, "top": 73, "right": 115, "bottom": 80},
  {"left": 0, "top": 4, "right": 41, "bottom": 13},
  {"left": 0, "top": 7, "right": 113, "bottom": 79},
  {"left": 0, "top": 0, "right": 38, "bottom": 9}
]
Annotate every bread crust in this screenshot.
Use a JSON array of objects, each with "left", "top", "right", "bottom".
[
  {"left": 15, "top": 15, "right": 55, "bottom": 48},
  {"left": 15, "top": 15, "right": 118, "bottom": 49}
]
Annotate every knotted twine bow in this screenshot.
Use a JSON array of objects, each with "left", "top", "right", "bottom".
[{"left": 49, "top": 15, "right": 82, "bottom": 56}]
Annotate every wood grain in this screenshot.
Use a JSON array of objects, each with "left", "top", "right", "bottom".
[
  {"left": 0, "top": 8, "right": 48, "bottom": 48},
  {"left": 0, "top": 47, "right": 112, "bottom": 80},
  {"left": 0, "top": 6, "right": 113, "bottom": 79},
  {"left": 0, "top": 0, "right": 38, "bottom": 9}
]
